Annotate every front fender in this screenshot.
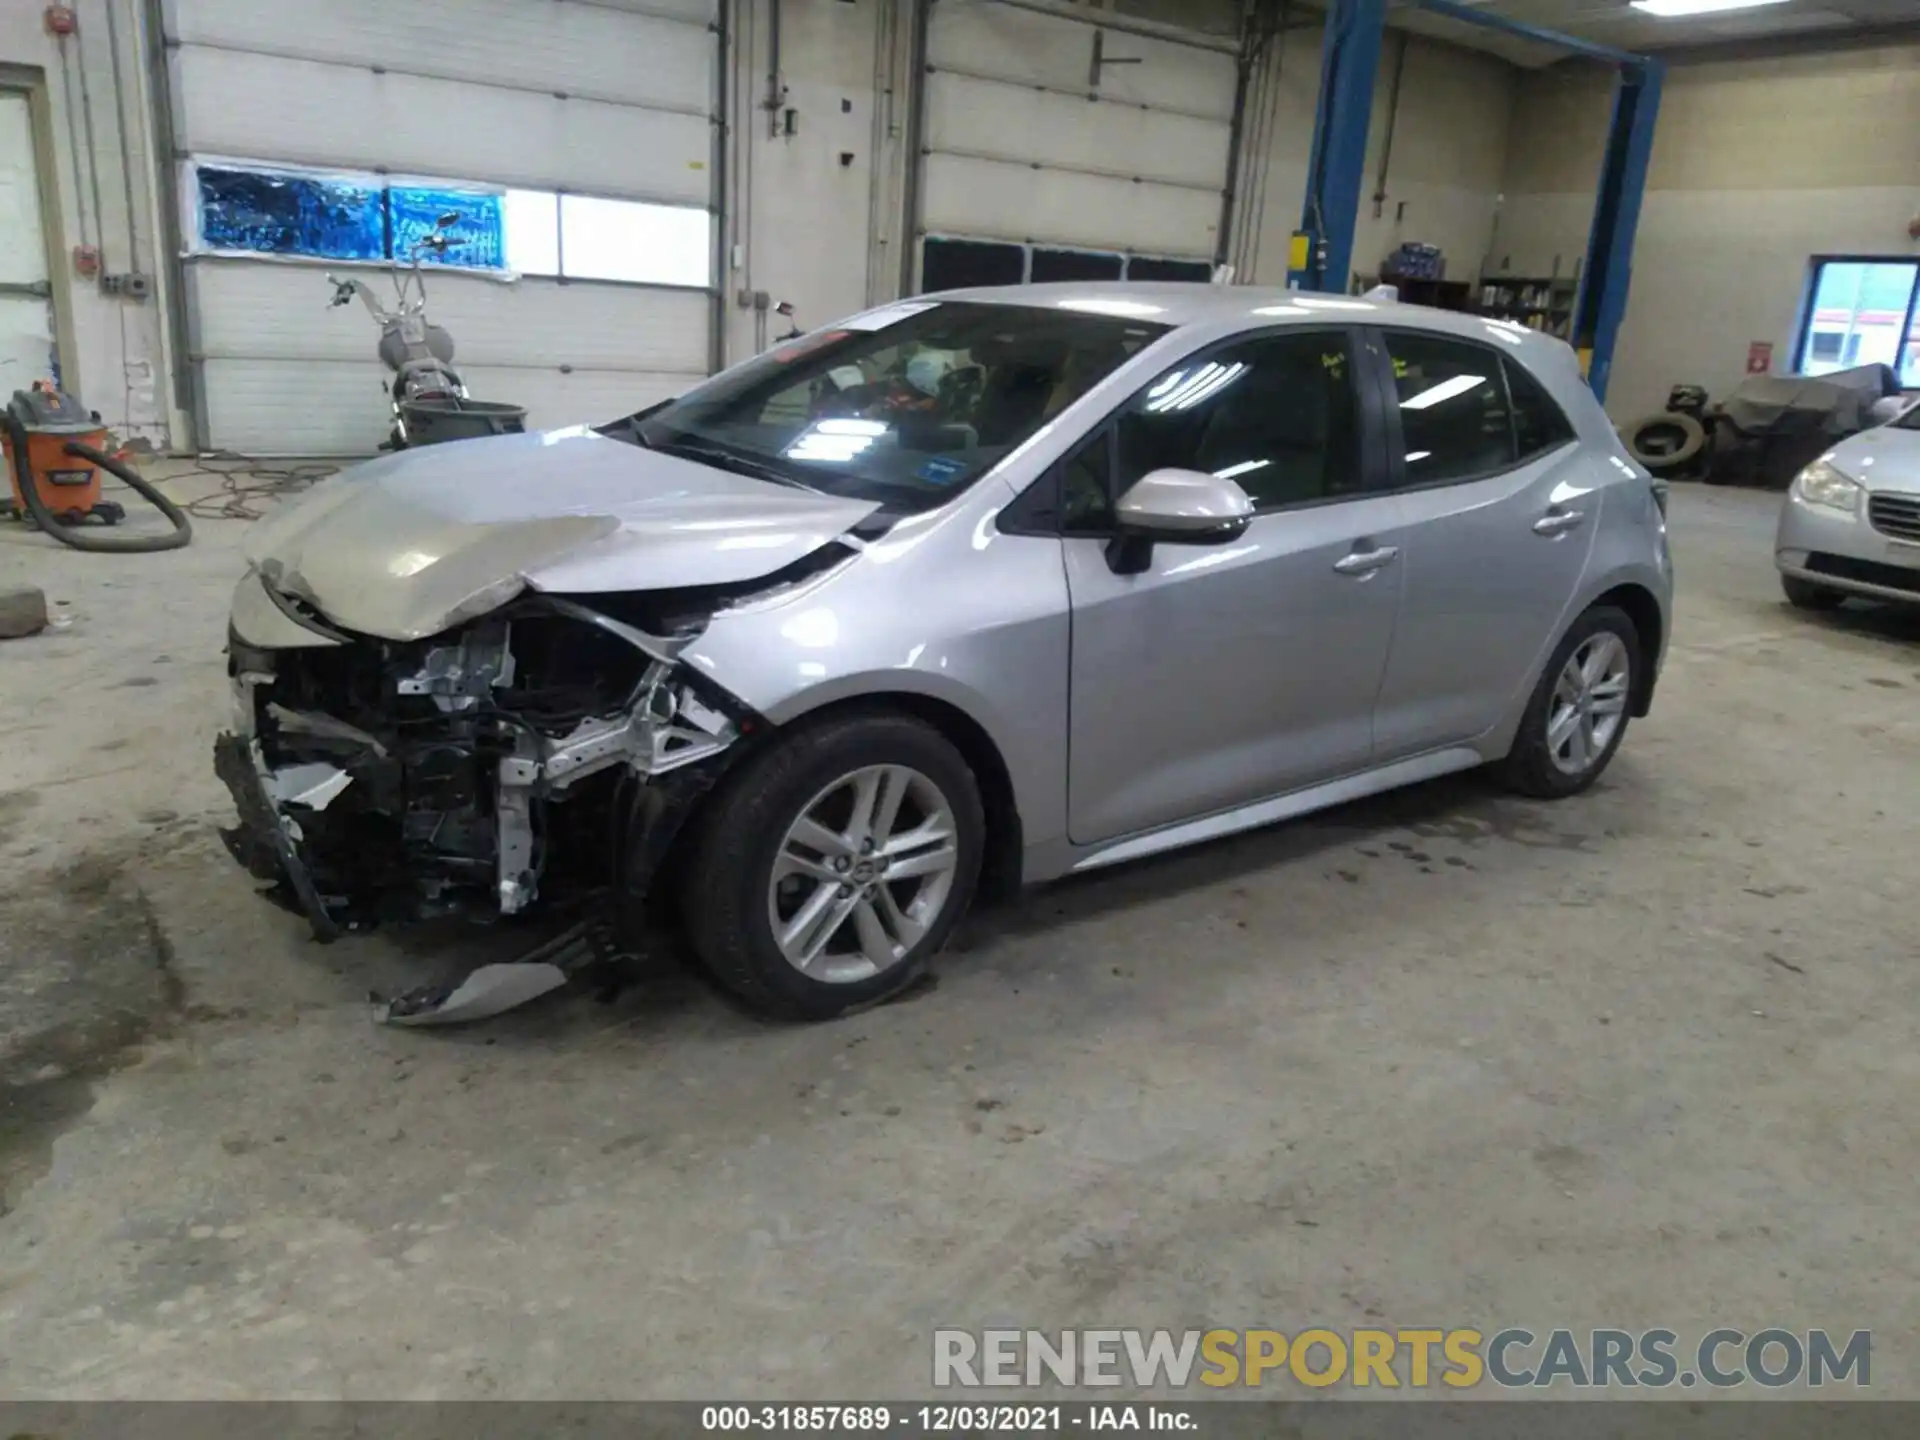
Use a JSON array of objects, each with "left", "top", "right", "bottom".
[{"left": 678, "top": 518, "right": 1074, "bottom": 855}]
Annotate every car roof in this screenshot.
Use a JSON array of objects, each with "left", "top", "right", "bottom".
[{"left": 929, "top": 280, "right": 1572, "bottom": 361}]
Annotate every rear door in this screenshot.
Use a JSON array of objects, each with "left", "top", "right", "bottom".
[
  {"left": 1363, "top": 327, "right": 1598, "bottom": 760},
  {"left": 1056, "top": 326, "right": 1409, "bottom": 845}
]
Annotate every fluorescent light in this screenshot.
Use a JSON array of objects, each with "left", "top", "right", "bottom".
[
  {"left": 785, "top": 417, "right": 887, "bottom": 462},
  {"left": 1402, "top": 374, "right": 1487, "bottom": 411},
  {"left": 1057, "top": 297, "right": 1165, "bottom": 318},
  {"left": 1214, "top": 459, "right": 1271, "bottom": 480},
  {"left": 1630, "top": 0, "right": 1787, "bottom": 16},
  {"left": 1405, "top": 451, "right": 1432, "bottom": 463},
  {"left": 1145, "top": 361, "right": 1248, "bottom": 413}
]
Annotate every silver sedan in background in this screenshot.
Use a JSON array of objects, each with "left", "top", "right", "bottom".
[
  {"left": 1776, "top": 401, "right": 1920, "bottom": 610},
  {"left": 217, "top": 284, "right": 1672, "bottom": 1021}
]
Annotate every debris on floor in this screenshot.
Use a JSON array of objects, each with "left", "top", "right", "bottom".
[
  {"left": 376, "top": 916, "right": 616, "bottom": 1026},
  {"left": 0, "top": 584, "right": 48, "bottom": 639}
]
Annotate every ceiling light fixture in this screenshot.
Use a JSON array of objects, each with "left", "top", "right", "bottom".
[
  {"left": 1629, "top": 0, "right": 1789, "bottom": 17},
  {"left": 1057, "top": 297, "right": 1166, "bottom": 318}
]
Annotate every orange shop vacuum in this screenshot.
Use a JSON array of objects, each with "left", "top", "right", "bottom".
[{"left": 3, "top": 382, "right": 191, "bottom": 552}]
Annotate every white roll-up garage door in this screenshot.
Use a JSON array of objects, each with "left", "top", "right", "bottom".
[
  {"left": 160, "top": 0, "right": 719, "bottom": 455},
  {"left": 914, "top": 0, "right": 1239, "bottom": 291}
]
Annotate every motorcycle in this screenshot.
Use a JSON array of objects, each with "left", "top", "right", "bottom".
[{"left": 326, "top": 212, "right": 527, "bottom": 450}]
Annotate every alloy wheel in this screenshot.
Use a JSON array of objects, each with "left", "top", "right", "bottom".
[
  {"left": 1545, "top": 632, "right": 1631, "bottom": 776},
  {"left": 767, "top": 764, "right": 960, "bottom": 984}
]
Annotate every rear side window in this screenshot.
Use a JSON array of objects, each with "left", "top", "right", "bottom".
[
  {"left": 1382, "top": 331, "right": 1514, "bottom": 485},
  {"left": 1505, "top": 355, "right": 1576, "bottom": 461}
]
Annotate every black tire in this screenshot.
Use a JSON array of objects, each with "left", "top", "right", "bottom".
[
  {"left": 1623, "top": 412, "right": 1706, "bottom": 472},
  {"left": 680, "top": 711, "right": 985, "bottom": 1020},
  {"left": 1781, "top": 574, "right": 1844, "bottom": 611},
  {"left": 1499, "top": 605, "right": 1642, "bottom": 800}
]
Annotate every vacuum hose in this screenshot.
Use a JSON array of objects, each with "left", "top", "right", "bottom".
[{"left": 4, "top": 405, "right": 192, "bottom": 552}]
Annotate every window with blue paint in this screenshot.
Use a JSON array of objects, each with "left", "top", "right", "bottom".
[
  {"left": 196, "top": 165, "right": 509, "bottom": 271},
  {"left": 389, "top": 186, "right": 506, "bottom": 269},
  {"left": 196, "top": 165, "right": 386, "bottom": 262},
  {"left": 191, "top": 158, "right": 713, "bottom": 289}
]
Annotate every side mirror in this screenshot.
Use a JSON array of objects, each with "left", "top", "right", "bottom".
[{"left": 1105, "top": 468, "right": 1254, "bottom": 575}]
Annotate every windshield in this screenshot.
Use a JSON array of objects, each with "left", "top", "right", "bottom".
[{"left": 625, "top": 301, "right": 1167, "bottom": 512}]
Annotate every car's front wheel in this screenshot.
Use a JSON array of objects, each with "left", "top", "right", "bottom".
[
  {"left": 1781, "top": 574, "right": 1844, "bottom": 611},
  {"left": 682, "top": 711, "right": 985, "bottom": 1019},
  {"left": 1499, "top": 605, "right": 1641, "bottom": 799}
]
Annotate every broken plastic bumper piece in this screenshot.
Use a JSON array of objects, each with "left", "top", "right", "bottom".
[{"left": 214, "top": 730, "right": 346, "bottom": 941}]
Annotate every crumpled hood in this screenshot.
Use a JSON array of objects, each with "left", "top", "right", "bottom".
[
  {"left": 243, "top": 427, "right": 881, "bottom": 641},
  {"left": 1825, "top": 423, "right": 1920, "bottom": 495}
]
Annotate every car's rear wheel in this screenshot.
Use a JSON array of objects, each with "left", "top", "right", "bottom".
[
  {"left": 681, "top": 712, "right": 985, "bottom": 1019},
  {"left": 1781, "top": 574, "right": 1844, "bottom": 611},
  {"left": 1499, "top": 605, "right": 1641, "bottom": 799}
]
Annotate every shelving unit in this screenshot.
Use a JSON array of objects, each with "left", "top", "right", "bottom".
[
  {"left": 1351, "top": 273, "right": 1476, "bottom": 312},
  {"left": 1477, "top": 276, "right": 1580, "bottom": 338}
]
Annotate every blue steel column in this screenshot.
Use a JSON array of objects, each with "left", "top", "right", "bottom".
[
  {"left": 1572, "top": 60, "right": 1664, "bottom": 405},
  {"left": 1294, "top": 0, "right": 1387, "bottom": 293}
]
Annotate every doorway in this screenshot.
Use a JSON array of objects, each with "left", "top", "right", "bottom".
[{"left": 0, "top": 88, "right": 57, "bottom": 390}]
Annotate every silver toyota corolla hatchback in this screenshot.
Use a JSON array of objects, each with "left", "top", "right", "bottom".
[{"left": 216, "top": 283, "right": 1672, "bottom": 1019}]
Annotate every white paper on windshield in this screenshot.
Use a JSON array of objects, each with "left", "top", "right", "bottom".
[{"left": 842, "top": 301, "right": 939, "bottom": 332}]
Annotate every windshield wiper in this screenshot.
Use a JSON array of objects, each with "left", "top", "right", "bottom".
[{"left": 655, "top": 436, "right": 811, "bottom": 490}]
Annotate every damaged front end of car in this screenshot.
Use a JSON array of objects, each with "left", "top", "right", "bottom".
[{"left": 213, "top": 577, "right": 794, "bottom": 1019}]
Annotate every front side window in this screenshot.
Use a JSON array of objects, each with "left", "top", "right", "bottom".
[
  {"left": 1112, "top": 330, "right": 1362, "bottom": 512},
  {"left": 1383, "top": 331, "right": 1515, "bottom": 485},
  {"left": 629, "top": 302, "right": 1163, "bottom": 515}
]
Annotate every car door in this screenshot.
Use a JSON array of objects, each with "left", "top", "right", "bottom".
[
  {"left": 1363, "top": 327, "right": 1599, "bottom": 759},
  {"left": 1054, "top": 326, "right": 1410, "bottom": 846}
]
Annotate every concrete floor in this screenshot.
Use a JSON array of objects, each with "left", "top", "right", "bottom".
[{"left": 0, "top": 471, "right": 1914, "bottom": 1400}]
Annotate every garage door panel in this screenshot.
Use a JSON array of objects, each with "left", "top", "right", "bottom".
[
  {"left": 200, "top": 359, "right": 396, "bottom": 455},
  {"left": 928, "top": 0, "right": 1236, "bottom": 118},
  {"left": 190, "top": 263, "right": 709, "bottom": 372},
  {"left": 171, "top": 47, "right": 711, "bottom": 203},
  {"left": 199, "top": 358, "right": 702, "bottom": 455},
  {"left": 588, "top": 0, "right": 716, "bottom": 20},
  {"left": 456, "top": 366, "right": 698, "bottom": 433},
  {"left": 920, "top": 153, "right": 1218, "bottom": 257},
  {"left": 166, "top": 0, "right": 713, "bottom": 114},
  {"left": 926, "top": 76, "right": 1230, "bottom": 193}
]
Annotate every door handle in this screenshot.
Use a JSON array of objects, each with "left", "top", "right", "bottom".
[
  {"left": 1533, "top": 508, "right": 1586, "bottom": 536},
  {"left": 1333, "top": 545, "right": 1400, "bottom": 576}
]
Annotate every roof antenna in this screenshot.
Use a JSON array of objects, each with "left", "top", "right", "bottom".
[{"left": 1362, "top": 282, "right": 1398, "bottom": 302}]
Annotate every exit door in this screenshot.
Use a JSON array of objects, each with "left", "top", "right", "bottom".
[{"left": 0, "top": 92, "right": 56, "bottom": 389}]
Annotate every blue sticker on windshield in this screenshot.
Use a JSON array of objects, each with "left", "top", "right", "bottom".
[{"left": 917, "top": 456, "right": 969, "bottom": 485}]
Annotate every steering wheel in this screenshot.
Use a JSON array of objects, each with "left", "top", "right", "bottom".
[{"left": 939, "top": 364, "right": 985, "bottom": 416}]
